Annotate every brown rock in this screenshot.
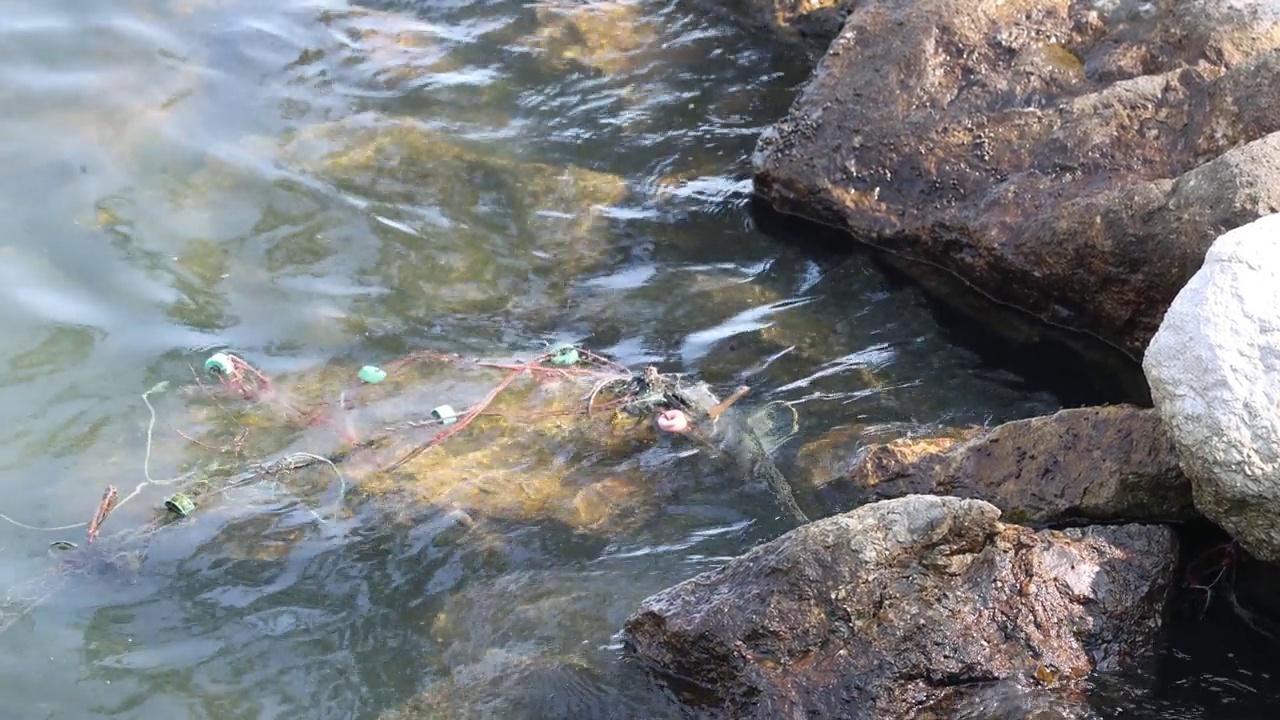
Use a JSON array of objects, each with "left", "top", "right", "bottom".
[
  {"left": 624, "top": 495, "right": 1178, "bottom": 719},
  {"left": 820, "top": 406, "right": 1195, "bottom": 525},
  {"left": 796, "top": 423, "right": 978, "bottom": 489},
  {"left": 753, "top": 0, "right": 1280, "bottom": 358},
  {"left": 734, "top": 0, "right": 856, "bottom": 46},
  {"left": 525, "top": 0, "right": 662, "bottom": 76}
]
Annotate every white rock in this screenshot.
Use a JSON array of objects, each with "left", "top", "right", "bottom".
[{"left": 1143, "top": 213, "right": 1280, "bottom": 560}]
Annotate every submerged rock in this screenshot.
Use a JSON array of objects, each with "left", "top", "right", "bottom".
[
  {"left": 382, "top": 652, "right": 672, "bottom": 720},
  {"left": 1144, "top": 213, "right": 1280, "bottom": 561},
  {"left": 524, "top": 0, "right": 662, "bottom": 76},
  {"left": 624, "top": 495, "right": 1177, "bottom": 719},
  {"left": 727, "top": 0, "right": 854, "bottom": 46},
  {"left": 814, "top": 406, "right": 1195, "bottom": 526},
  {"left": 382, "top": 569, "right": 687, "bottom": 719},
  {"left": 347, "top": 376, "right": 661, "bottom": 535},
  {"left": 281, "top": 116, "right": 629, "bottom": 275},
  {"left": 753, "top": 0, "right": 1280, "bottom": 358},
  {"left": 313, "top": 8, "right": 460, "bottom": 90},
  {"left": 795, "top": 422, "right": 980, "bottom": 493},
  {"left": 913, "top": 678, "right": 1095, "bottom": 720}
]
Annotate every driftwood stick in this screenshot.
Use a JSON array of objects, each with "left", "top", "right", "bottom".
[
  {"left": 86, "top": 485, "right": 119, "bottom": 545},
  {"left": 707, "top": 385, "right": 751, "bottom": 421}
]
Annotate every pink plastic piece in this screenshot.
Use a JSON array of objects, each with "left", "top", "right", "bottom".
[{"left": 656, "top": 409, "right": 691, "bottom": 434}]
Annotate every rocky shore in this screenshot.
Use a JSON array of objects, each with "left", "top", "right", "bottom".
[
  {"left": 752, "top": 0, "right": 1280, "bottom": 359},
  {"left": 622, "top": 0, "right": 1280, "bottom": 716}
]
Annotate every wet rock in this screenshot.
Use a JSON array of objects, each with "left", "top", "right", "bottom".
[
  {"left": 170, "top": 354, "right": 663, "bottom": 536},
  {"left": 315, "top": 8, "right": 456, "bottom": 90},
  {"left": 281, "top": 116, "right": 629, "bottom": 274},
  {"left": 753, "top": 0, "right": 1280, "bottom": 358},
  {"left": 725, "top": 0, "right": 854, "bottom": 46},
  {"left": 1144, "top": 213, "right": 1280, "bottom": 561},
  {"left": 572, "top": 476, "right": 642, "bottom": 528},
  {"left": 351, "top": 379, "right": 659, "bottom": 534},
  {"left": 271, "top": 114, "right": 631, "bottom": 321},
  {"left": 817, "top": 406, "right": 1195, "bottom": 526},
  {"left": 177, "top": 354, "right": 797, "bottom": 541},
  {"left": 795, "top": 422, "right": 978, "bottom": 490},
  {"left": 624, "top": 495, "right": 1177, "bottom": 719},
  {"left": 525, "top": 0, "right": 662, "bottom": 76}
]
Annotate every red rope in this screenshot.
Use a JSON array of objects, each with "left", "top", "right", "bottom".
[
  {"left": 86, "top": 485, "right": 118, "bottom": 545},
  {"left": 381, "top": 367, "right": 527, "bottom": 472}
]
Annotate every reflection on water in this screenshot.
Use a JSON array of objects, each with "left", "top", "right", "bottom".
[{"left": 0, "top": 0, "right": 1113, "bottom": 717}]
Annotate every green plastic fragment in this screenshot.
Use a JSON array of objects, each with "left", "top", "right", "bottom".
[
  {"left": 548, "top": 344, "right": 580, "bottom": 366},
  {"left": 204, "top": 352, "right": 234, "bottom": 377},
  {"left": 164, "top": 493, "right": 196, "bottom": 517},
  {"left": 431, "top": 404, "right": 458, "bottom": 425},
  {"left": 358, "top": 365, "right": 387, "bottom": 384}
]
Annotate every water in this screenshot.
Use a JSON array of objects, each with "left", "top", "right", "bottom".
[{"left": 0, "top": 0, "right": 1250, "bottom": 717}]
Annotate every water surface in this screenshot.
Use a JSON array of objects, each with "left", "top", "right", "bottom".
[{"left": 0, "top": 0, "right": 1174, "bottom": 717}]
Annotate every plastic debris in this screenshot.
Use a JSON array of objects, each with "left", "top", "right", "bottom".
[
  {"left": 549, "top": 344, "right": 580, "bottom": 366},
  {"left": 431, "top": 404, "right": 458, "bottom": 425},
  {"left": 164, "top": 493, "right": 196, "bottom": 517},
  {"left": 204, "top": 352, "right": 234, "bottom": 377},
  {"left": 358, "top": 365, "right": 388, "bottom": 384},
  {"left": 656, "top": 408, "right": 690, "bottom": 433},
  {"left": 747, "top": 401, "right": 800, "bottom": 455},
  {"left": 203, "top": 352, "right": 273, "bottom": 400}
]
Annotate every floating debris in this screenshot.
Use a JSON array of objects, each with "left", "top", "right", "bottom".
[
  {"left": 358, "top": 365, "right": 388, "bottom": 384},
  {"left": 0, "top": 342, "right": 813, "bottom": 634},
  {"left": 164, "top": 492, "right": 196, "bottom": 517}
]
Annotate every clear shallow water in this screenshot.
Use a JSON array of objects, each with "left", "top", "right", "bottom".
[{"left": 0, "top": 0, "right": 1234, "bottom": 717}]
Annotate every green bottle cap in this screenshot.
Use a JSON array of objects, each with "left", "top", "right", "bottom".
[
  {"left": 431, "top": 404, "right": 458, "bottom": 425},
  {"left": 358, "top": 365, "right": 387, "bottom": 384},
  {"left": 549, "top": 344, "right": 579, "bottom": 366},
  {"left": 204, "top": 352, "right": 234, "bottom": 376}
]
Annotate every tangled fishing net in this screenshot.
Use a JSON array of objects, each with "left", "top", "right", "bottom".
[{"left": 0, "top": 343, "right": 796, "bottom": 633}]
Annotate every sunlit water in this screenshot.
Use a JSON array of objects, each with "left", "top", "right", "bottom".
[{"left": 0, "top": 0, "right": 1264, "bottom": 717}]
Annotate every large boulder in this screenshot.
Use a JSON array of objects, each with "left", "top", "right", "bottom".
[
  {"left": 1144, "top": 213, "right": 1280, "bottom": 561},
  {"left": 753, "top": 0, "right": 1280, "bottom": 359},
  {"left": 624, "top": 495, "right": 1178, "bottom": 719},
  {"left": 808, "top": 406, "right": 1196, "bottom": 525}
]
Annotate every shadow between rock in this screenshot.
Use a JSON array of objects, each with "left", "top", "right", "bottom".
[{"left": 748, "top": 199, "right": 1150, "bottom": 407}]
